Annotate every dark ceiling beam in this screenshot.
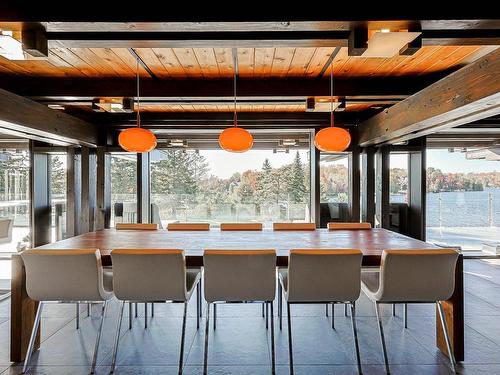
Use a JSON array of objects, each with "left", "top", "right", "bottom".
[
  {"left": 0, "top": 76, "right": 445, "bottom": 99},
  {"left": 43, "top": 28, "right": 500, "bottom": 49},
  {"left": 0, "top": 87, "right": 99, "bottom": 146},
  {"left": 358, "top": 48, "right": 500, "bottom": 146},
  {"left": 101, "top": 111, "right": 362, "bottom": 129}
]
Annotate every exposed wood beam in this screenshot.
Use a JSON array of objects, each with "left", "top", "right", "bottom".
[
  {"left": 0, "top": 76, "right": 445, "bottom": 99},
  {"left": 358, "top": 48, "right": 500, "bottom": 146},
  {"left": 0, "top": 87, "right": 99, "bottom": 146},
  {"left": 103, "top": 111, "right": 362, "bottom": 129}
]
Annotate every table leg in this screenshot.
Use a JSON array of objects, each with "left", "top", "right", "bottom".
[
  {"left": 10, "top": 254, "right": 41, "bottom": 362},
  {"left": 436, "top": 254, "right": 464, "bottom": 361}
]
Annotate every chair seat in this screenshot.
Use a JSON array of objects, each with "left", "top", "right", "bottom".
[{"left": 360, "top": 271, "right": 379, "bottom": 300}]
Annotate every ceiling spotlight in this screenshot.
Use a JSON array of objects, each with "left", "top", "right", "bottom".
[
  {"left": 47, "top": 104, "right": 65, "bottom": 110},
  {"left": 92, "top": 98, "right": 134, "bottom": 113}
]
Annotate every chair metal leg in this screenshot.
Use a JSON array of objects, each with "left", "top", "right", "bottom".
[
  {"left": 344, "top": 303, "right": 348, "bottom": 317},
  {"left": 135, "top": 302, "right": 138, "bottom": 317},
  {"left": 350, "top": 303, "right": 362, "bottom": 375},
  {"left": 325, "top": 303, "right": 329, "bottom": 317},
  {"left": 129, "top": 303, "right": 133, "bottom": 330},
  {"left": 90, "top": 301, "right": 108, "bottom": 374},
  {"left": 262, "top": 302, "right": 265, "bottom": 317},
  {"left": 151, "top": 303, "right": 154, "bottom": 317},
  {"left": 87, "top": 303, "right": 91, "bottom": 317},
  {"left": 270, "top": 302, "right": 276, "bottom": 375},
  {"left": 375, "top": 303, "right": 390, "bottom": 374},
  {"left": 203, "top": 303, "right": 211, "bottom": 375},
  {"left": 331, "top": 303, "right": 335, "bottom": 329},
  {"left": 22, "top": 302, "right": 43, "bottom": 374},
  {"left": 76, "top": 302, "right": 80, "bottom": 329},
  {"left": 437, "top": 302, "right": 457, "bottom": 373},
  {"left": 144, "top": 303, "right": 148, "bottom": 329},
  {"left": 111, "top": 301, "right": 125, "bottom": 373},
  {"left": 178, "top": 302, "right": 188, "bottom": 375},
  {"left": 266, "top": 302, "right": 269, "bottom": 330},
  {"left": 213, "top": 303, "right": 217, "bottom": 330},
  {"left": 278, "top": 285, "right": 282, "bottom": 331},
  {"left": 286, "top": 302, "right": 294, "bottom": 375},
  {"left": 196, "top": 282, "right": 200, "bottom": 330},
  {"left": 199, "top": 277, "right": 203, "bottom": 318},
  {"left": 403, "top": 303, "right": 408, "bottom": 329},
  {"left": 392, "top": 304, "right": 396, "bottom": 317}
]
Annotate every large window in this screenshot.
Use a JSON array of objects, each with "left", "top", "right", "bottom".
[
  {"left": 319, "top": 153, "right": 350, "bottom": 226},
  {"left": 150, "top": 145, "right": 311, "bottom": 228},
  {"left": 390, "top": 153, "right": 408, "bottom": 204},
  {"left": 110, "top": 153, "right": 137, "bottom": 225},
  {"left": 0, "top": 147, "right": 30, "bottom": 292},
  {"left": 426, "top": 148, "right": 500, "bottom": 251},
  {"left": 50, "top": 153, "right": 67, "bottom": 242}
]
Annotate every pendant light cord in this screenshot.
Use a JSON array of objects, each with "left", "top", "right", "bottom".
[
  {"left": 330, "top": 59, "right": 334, "bottom": 128},
  {"left": 136, "top": 57, "right": 141, "bottom": 128},
  {"left": 233, "top": 55, "right": 237, "bottom": 127}
]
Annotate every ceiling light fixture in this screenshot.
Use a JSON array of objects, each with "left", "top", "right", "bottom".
[
  {"left": 314, "top": 62, "right": 351, "bottom": 153},
  {"left": 218, "top": 53, "right": 253, "bottom": 153},
  {"left": 118, "top": 58, "right": 157, "bottom": 153}
]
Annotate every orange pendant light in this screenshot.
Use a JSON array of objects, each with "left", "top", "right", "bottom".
[
  {"left": 218, "top": 55, "right": 253, "bottom": 153},
  {"left": 118, "top": 58, "right": 157, "bottom": 153},
  {"left": 314, "top": 62, "right": 351, "bottom": 152},
  {"left": 219, "top": 126, "right": 253, "bottom": 152}
]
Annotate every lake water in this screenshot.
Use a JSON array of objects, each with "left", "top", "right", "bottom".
[{"left": 391, "top": 188, "right": 500, "bottom": 228}]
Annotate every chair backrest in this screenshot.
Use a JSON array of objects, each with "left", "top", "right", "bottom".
[
  {"left": 220, "top": 223, "right": 263, "bottom": 231},
  {"left": 327, "top": 222, "right": 372, "bottom": 230},
  {"left": 111, "top": 249, "right": 187, "bottom": 302},
  {"left": 376, "top": 249, "right": 459, "bottom": 302},
  {"left": 204, "top": 250, "right": 276, "bottom": 302},
  {"left": 115, "top": 223, "right": 158, "bottom": 230},
  {"left": 287, "top": 249, "right": 362, "bottom": 302},
  {"left": 21, "top": 249, "right": 109, "bottom": 302},
  {"left": 167, "top": 223, "right": 210, "bottom": 231},
  {"left": 273, "top": 222, "right": 316, "bottom": 231}
]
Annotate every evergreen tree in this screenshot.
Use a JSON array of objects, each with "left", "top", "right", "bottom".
[{"left": 288, "top": 152, "right": 306, "bottom": 203}]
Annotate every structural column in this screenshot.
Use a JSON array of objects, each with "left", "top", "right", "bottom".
[
  {"left": 360, "top": 147, "right": 375, "bottom": 227},
  {"left": 96, "top": 147, "right": 111, "bottom": 230},
  {"left": 137, "top": 152, "right": 150, "bottom": 223},
  {"left": 348, "top": 142, "right": 361, "bottom": 222},
  {"left": 408, "top": 137, "right": 427, "bottom": 240},
  {"left": 375, "top": 146, "right": 390, "bottom": 228}
]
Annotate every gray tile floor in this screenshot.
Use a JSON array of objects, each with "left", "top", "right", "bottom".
[{"left": 2, "top": 259, "right": 500, "bottom": 374}]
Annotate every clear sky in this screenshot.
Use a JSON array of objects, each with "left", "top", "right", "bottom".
[
  {"left": 427, "top": 149, "right": 499, "bottom": 173},
  {"left": 201, "top": 149, "right": 309, "bottom": 178},
  {"left": 201, "top": 148, "right": 499, "bottom": 178}
]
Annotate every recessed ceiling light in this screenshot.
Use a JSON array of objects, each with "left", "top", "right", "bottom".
[{"left": 47, "top": 104, "right": 65, "bottom": 110}]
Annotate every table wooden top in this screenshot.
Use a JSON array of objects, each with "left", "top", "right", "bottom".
[{"left": 37, "top": 228, "right": 438, "bottom": 267}]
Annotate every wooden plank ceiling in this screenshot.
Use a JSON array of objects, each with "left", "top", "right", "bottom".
[{"left": 0, "top": 46, "right": 484, "bottom": 79}]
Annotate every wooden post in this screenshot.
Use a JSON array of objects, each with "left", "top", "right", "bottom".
[
  {"left": 96, "top": 147, "right": 111, "bottom": 230},
  {"left": 137, "top": 152, "right": 150, "bottom": 223},
  {"left": 375, "top": 146, "right": 390, "bottom": 229},
  {"left": 408, "top": 137, "right": 427, "bottom": 240},
  {"left": 361, "top": 147, "right": 375, "bottom": 227}
]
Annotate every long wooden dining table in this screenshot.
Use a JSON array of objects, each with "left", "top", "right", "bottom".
[{"left": 10, "top": 228, "right": 464, "bottom": 363}]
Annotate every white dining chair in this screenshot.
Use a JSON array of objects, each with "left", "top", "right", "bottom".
[
  {"left": 278, "top": 249, "right": 363, "bottom": 375},
  {"left": 20, "top": 249, "right": 113, "bottom": 374},
  {"left": 203, "top": 250, "right": 277, "bottom": 375},
  {"left": 361, "top": 249, "right": 459, "bottom": 374},
  {"left": 110, "top": 249, "right": 201, "bottom": 374}
]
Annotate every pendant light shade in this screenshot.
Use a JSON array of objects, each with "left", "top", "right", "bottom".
[
  {"left": 219, "top": 53, "right": 253, "bottom": 153},
  {"left": 119, "top": 57, "right": 157, "bottom": 153},
  {"left": 314, "top": 126, "right": 351, "bottom": 152},
  {"left": 314, "top": 57, "right": 351, "bottom": 152},
  {"left": 218, "top": 126, "right": 253, "bottom": 153},
  {"left": 118, "top": 127, "right": 157, "bottom": 153}
]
